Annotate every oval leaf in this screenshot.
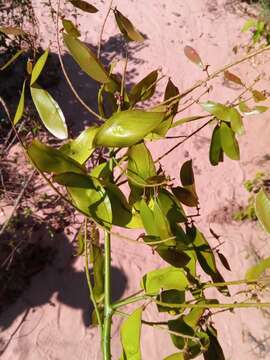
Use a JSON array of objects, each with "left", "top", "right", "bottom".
[
  {"left": 141, "top": 266, "right": 189, "bottom": 295},
  {"left": 129, "top": 70, "right": 158, "bottom": 106},
  {"left": 229, "top": 108, "right": 244, "bottom": 135},
  {"left": 30, "top": 49, "right": 49, "bottom": 86},
  {"left": 62, "top": 19, "right": 81, "bottom": 37},
  {"left": 252, "top": 89, "right": 267, "bottom": 102},
  {"left": 245, "top": 257, "right": 270, "bottom": 281},
  {"left": 224, "top": 70, "right": 243, "bottom": 86},
  {"left": 209, "top": 125, "right": 222, "bottom": 166},
  {"left": 184, "top": 45, "right": 203, "bottom": 69},
  {"left": 31, "top": 84, "right": 68, "bottom": 139},
  {"left": 69, "top": 0, "right": 98, "bottom": 13},
  {"left": 120, "top": 308, "right": 142, "bottom": 360},
  {"left": 114, "top": 9, "right": 144, "bottom": 42},
  {"left": 14, "top": 80, "right": 26, "bottom": 125},
  {"left": 94, "top": 110, "right": 164, "bottom": 148},
  {"left": 27, "top": 140, "right": 85, "bottom": 174},
  {"left": 63, "top": 33, "right": 110, "bottom": 83},
  {"left": 60, "top": 126, "right": 98, "bottom": 164},
  {"left": 255, "top": 188, "right": 270, "bottom": 234},
  {"left": 219, "top": 122, "right": 240, "bottom": 160}
]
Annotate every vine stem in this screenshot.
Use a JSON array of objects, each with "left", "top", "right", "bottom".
[
  {"left": 103, "top": 230, "right": 113, "bottom": 360},
  {"left": 155, "top": 300, "right": 270, "bottom": 310},
  {"left": 83, "top": 218, "right": 103, "bottom": 335},
  {"left": 97, "top": 0, "right": 114, "bottom": 59}
]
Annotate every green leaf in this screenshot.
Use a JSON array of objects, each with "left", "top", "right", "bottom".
[
  {"left": 127, "top": 142, "right": 156, "bottom": 187},
  {"left": 94, "top": 110, "right": 164, "bottom": 148},
  {"left": 228, "top": 108, "right": 244, "bottom": 135},
  {"left": 241, "top": 19, "right": 256, "bottom": 32},
  {"left": 255, "top": 188, "right": 270, "bottom": 234},
  {"left": 59, "top": 126, "right": 98, "bottom": 164},
  {"left": 171, "top": 115, "right": 207, "bottom": 128},
  {"left": 172, "top": 187, "right": 198, "bottom": 207},
  {"left": 203, "top": 326, "right": 225, "bottom": 360},
  {"left": 184, "top": 46, "right": 204, "bottom": 69},
  {"left": 63, "top": 33, "right": 110, "bottom": 83},
  {"left": 92, "top": 244, "right": 104, "bottom": 302},
  {"left": 209, "top": 125, "right": 223, "bottom": 166},
  {"left": 31, "top": 84, "right": 68, "bottom": 139},
  {"left": 168, "top": 316, "right": 194, "bottom": 350},
  {"left": 219, "top": 122, "right": 240, "bottom": 160},
  {"left": 62, "top": 19, "right": 81, "bottom": 37},
  {"left": 129, "top": 70, "right": 158, "bottom": 106},
  {"left": 163, "top": 353, "right": 185, "bottom": 360},
  {"left": 74, "top": 224, "right": 84, "bottom": 256},
  {"left": 120, "top": 308, "right": 142, "bottom": 360},
  {"left": 114, "top": 9, "right": 144, "bottom": 42},
  {"left": 30, "top": 49, "right": 49, "bottom": 85},
  {"left": 239, "top": 101, "right": 268, "bottom": 115},
  {"left": 14, "top": 80, "right": 26, "bottom": 125},
  {"left": 157, "top": 247, "right": 191, "bottom": 268},
  {"left": 245, "top": 257, "right": 270, "bottom": 281},
  {"left": 0, "top": 26, "right": 25, "bottom": 36},
  {"left": 201, "top": 101, "right": 229, "bottom": 121},
  {"left": 224, "top": 70, "right": 243, "bottom": 86},
  {"left": 157, "top": 289, "right": 185, "bottom": 314},
  {"left": 141, "top": 266, "right": 189, "bottom": 295},
  {"left": 27, "top": 140, "right": 85, "bottom": 174},
  {"left": 0, "top": 49, "right": 24, "bottom": 71},
  {"left": 157, "top": 189, "right": 187, "bottom": 224},
  {"left": 69, "top": 0, "right": 98, "bottom": 13},
  {"left": 56, "top": 174, "right": 112, "bottom": 228},
  {"left": 140, "top": 198, "right": 157, "bottom": 235}
]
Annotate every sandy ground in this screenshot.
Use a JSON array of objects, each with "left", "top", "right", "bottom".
[{"left": 1, "top": 0, "right": 270, "bottom": 359}]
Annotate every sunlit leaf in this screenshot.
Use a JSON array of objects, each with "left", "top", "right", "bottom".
[
  {"left": 245, "top": 256, "right": 270, "bottom": 281},
  {"left": 30, "top": 49, "right": 49, "bottom": 85},
  {"left": 31, "top": 84, "right": 68, "bottom": 139},
  {"left": 164, "top": 353, "right": 185, "bottom": 360},
  {"left": 201, "top": 101, "right": 229, "bottom": 121},
  {"left": 27, "top": 140, "right": 85, "bottom": 174},
  {"left": 14, "top": 80, "right": 26, "bottom": 125},
  {"left": 184, "top": 45, "right": 203, "bottom": 69},
  {"left": 127, "top": 142, "right": 156, "bottom": 187},
  {"left": 63, "top": 33, "right": 110, "bottom": 83},
  {"left": 229, "top": 108, "right": 244, "bottom": 135},
  {"left": 94, "top": 110, "right": 164, "bottom": 147},
  {"left": 239, "top": 101, "right": 268, "bottom": 115},
  {"left": 0, "top": 49, "right": 24, "bottom": 71},
  {"left": 141, "top": 266, "right": 189, "bottom": 295},
  {"left": 60, "top": 126, "right": 98, "bottom": 164},
  {"left": 120, "top": 308, "right": 142, "bottom": 360},
  {"left": 0, "top": 26, "right": 25, "bottom": 36},
  {"left": 56, "top": 173, "right": 112, "bottom": 228},
  {"left": 62, "top": 19, "right": 81, "bottom": 37},
  {"left": 224, "top": 70, "right": 243, "bottom": 86},
  {"left": 209, "top": 125, "right": 222, "bottom": 166},
  {"left": 27, "top": 59, "right": 33, "bottom": 75},
  {"left": 69, "top": 0, "right": 98, "bottom": 13},
  {"left": 252, "top": 89, "right": 267, "bottom": 102},
  {"left": 158, "top": 189, "right": 187, "bottom": 224},
  {"left": 171, "top": 115, "right": 207, "bottom": 128},
  {"left": 129, "top": 70, "right": 158, "bottom": 106},
  {"left": 241, "top": 19, "right": 256, "bottom": 32},
  {"left": 219, "top": 122, "right": 240, "bottom": 160},
  {"left": 255, "top": 188, "right": 270, "bottom": 234},
  {"left": 114, "top": 9, "right": 144, "bottom": 42}
]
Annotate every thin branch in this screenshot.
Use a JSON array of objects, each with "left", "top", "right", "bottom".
[
  {"left": 84, "top": 218, "right": 103, "bottom": 333},
  {"left": 97, "top": 0, "right": 114, "bottom": 59}
]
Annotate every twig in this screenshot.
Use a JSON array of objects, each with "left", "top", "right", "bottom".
[
  {"left": 97, "top": 0, "right": 114, "bottom": 59},
  {"left": 0, "top": 170, "right": 35, "bottom": 236}
]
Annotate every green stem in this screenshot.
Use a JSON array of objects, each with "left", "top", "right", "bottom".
[
  {"left": 102, "top": 231, "right": 113, "bottom": 360},
  {"left": 83, "top": 219, "right": 103, "bottom": 334},
  {"left": 202, "top": 277, "right": 270, "bottom": 289},
  {"left": 155, "top": 300, "right": 270, "bottom": 309},
  {"left": 112, "top": 293, "right": 148, "bottom": 309}
]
